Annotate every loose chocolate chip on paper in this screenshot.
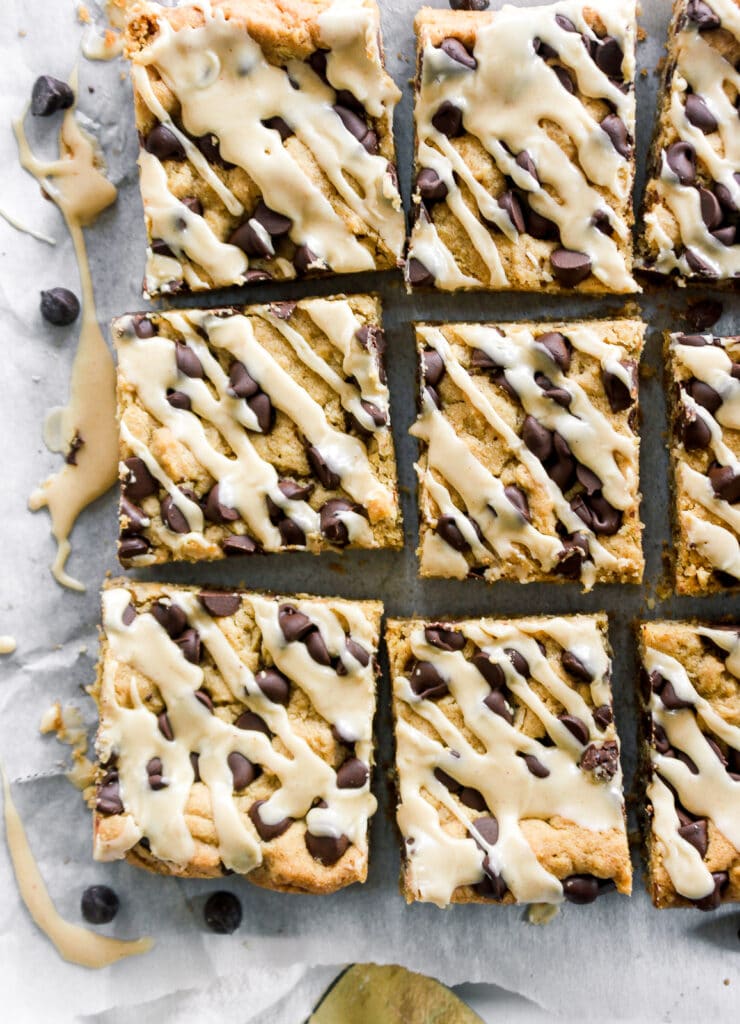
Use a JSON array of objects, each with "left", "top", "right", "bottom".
[
  {"left": 198, "top": 590, "right": 241, "bottom": 617},
  {"left": 204, "top": 891, "right": 243, "bottom": 934},
  {"left": 31, "top": 75, "right": 74, "bottom": 116},
  {"left": 80, "top": 885, "right": 119, "bottom": 925},
  {"left": 40, "top": 287, "right": 80, "bottom": 326},
  {"left": 305, "top": 832, "right": 350, "bottom": 865},
  {"left": 336, "top": 757, "right": 369, "bottom": 789}
]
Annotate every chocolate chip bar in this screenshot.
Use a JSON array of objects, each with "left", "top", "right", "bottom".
[
  {"left": 638, "top": 0, "right": 739, "bottom": 282},
  {"left": 667, "top": 332, "right": 740, "bottom": 593},
  {"left": 113, "top": 295, "right": 402, "bottom": 566},
  {"left": 413, "top": 319, "right": 644, "bottom": 590},
  {"left": 406, "top": 0, "right": 638, "bottom": 293},
  {"left": 125, "top": 0, "right": 405, "bottom": 298},
  {"left": 388, "top": 614, "right": 632, "bottom": 907},
  {"left": 93, "top": 580, "right": 381, "bottom": 892},
  {"left": 637, "top": 621, "right": 740, "bottom": 909}
]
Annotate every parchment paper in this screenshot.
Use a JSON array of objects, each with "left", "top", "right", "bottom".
[{"left": 0, "top": 1, "right": 738, "bottom": 1021}]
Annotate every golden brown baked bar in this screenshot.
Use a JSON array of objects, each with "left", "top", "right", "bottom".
[
  {"left": 113, "top": 295, "right": 402, "bottom": 566},
  {"left": 638, "top": 0, "right": 740, "bottom": 283},
  {"left": 125, "top": 0, "right": 405, "bottom": 297},
  {"left": 93, "top": 580, "right": 381, "bottom": 893},
  {"left": 406, "top": 0, "right": 638, "bottom": 293},
  {"left": 637, "top": 620, "right": 740, "bottom": 909},
  {"left": 666, "top": 331, "right": 740, "bottom": 593},
  {"left": 413, "top": 319, "right": 644, "bottom": 589},
  {"left": 387, "top": 614, "right": 632, "bottom": 907}
]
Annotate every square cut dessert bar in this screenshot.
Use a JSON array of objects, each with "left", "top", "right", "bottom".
[
  {"left": 406, "top": 0, "right": 638, "bottom": 293},
  {"left": 125, "top": 0, "right": 405, "bottom": 298},
  {"left": 388, "top": 614, "right": 632, "bottom": 907},
  {"left": 666, "top": 331, "right": 740, "bottom": 593},
  {"left": 93, "top": 580, "right": 381, "bottom": 892},
  {"left": 638, "top": 0, "right": 739, "bottom": 283},
  {"left": 413, "top": 319, "right": 645, "bottom": 589},
  {"left": 113, "top": 294, "right": 402, "bottom": 566},
  {"left": 637, "top": 621, "right": 740, "bottom": 909}
]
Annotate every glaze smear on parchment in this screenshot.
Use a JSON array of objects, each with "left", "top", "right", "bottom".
[
  {"left": 13, "top": 72, "right": 118, "bottom": 591},
  {"left": 2, "top": 768, "right": 152, "bottom": 968},
  {"left": 40, "top": 702, "right": 96, "bottom": 791}
]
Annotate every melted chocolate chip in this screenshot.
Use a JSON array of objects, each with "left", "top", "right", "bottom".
[
  {"left": 686, "top": 0, "right": 720, "bottom": 30},
  {"left": 166, "top": 389, "right": 191, "bottom": 411},
  {"left": 580, "top": 740, "right": 619, "bottom": 779},
  {"left": 483, "top": 689, "right": 513, "bottom": 723},
  {"left": 593, "top": 704, "right": 613, "bottom": 730},
  {"left": 535, "top": 372, "right": 571, "bottom": 408},
  {"left": 603, "top": 362, "right": 636, "bottom": 413},
  {"left": 571, "top": 492, "right": 622, "bottom": 536},
  {"left": 561, "top": 650, "right": 593, "bottom": 682},
  {"left": 119, "top": 536, "right": 150, "bottom": 559},
  {"left": 81, "top": 885, "right": 119, "bottom": 925},
  {"left": 425, "top": 624, "right": 466, "bottom": 651},
  {"left": 336, "top": 757, "right": 369, "bottom": 789},
  {"left": 204, "top": 484, "right": 240, "bottom": 525},
  {"left": 555, "top": 533, "right": 590, "bottom": 579},
  {"left": 40, "top": 287, "right": 80, "bottom": 326},
  {"left": 685, "top": 93, "right": 718, "bottom": 134},
  {"left": 320, "top": 498, "right": 360, "bottom": 546},
  {"left": 123, "top": 457, "right": 157, "bottom": 502},
  {"left": 709, "top": 464, "right": 740, "bottom": 503},
  {"left": 536, "top": 332, "right": 571, "bottom": 372},
  {"left": 204, "top": 891, "right": 243, "bottom": 934},
  {"left": 145, "top": 124, "right": 185, "bottom": 161},
  {"left": 409, "top": 660, "right": 448, "bottom": 700},
  {"left": 504, "top": 485, "right": 531, "bottom": 522},
  {"left": 472, "top": 651, "right": 505, "bottom": 688},
  {"left": 31, "top": 75, "right": 74, "bottom": 116},
  {"left": 305, "top": 831, "right": 350, "bottom": 865},
  {"left": 559, "top": 714, "right": 589, "bottom": 745},
  {"left": 198, "top": 591, "right": 241, "bottom": 617},
  {"left": 498, "top": 190, "right": 526, "bottom": 232}
]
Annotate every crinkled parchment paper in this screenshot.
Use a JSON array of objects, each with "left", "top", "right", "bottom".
[{"left": 0, "top": 1, "right": 738, "bottom": 1021}]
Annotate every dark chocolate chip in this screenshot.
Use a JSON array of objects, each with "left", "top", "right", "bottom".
[
  {"left": 151, "top": 600, "right": 187, "bottom": 640},
  {"left": 190, "top": 752, "right": 201, "bottom": 782},
  {"left": 31, "top": 75, "right": 74, "bottom": 116},
  {"left": 40, "top": 287, "right": 80, "bottom": 326},
  {"left": 294, "top": 244, "right": 323, "bottom": 275},
  {"left": 712, "top": 225, "right": 736, "bottom": 246},
  {"left": 228, "top": 220, "right": 272, "bottom": 257},
  {"left": 96, "top": 773, "right": 123, "bottom": 815},
  {"left": 521, "top": 753, "right": 550, "bottom": 778},
  {"left": 194, "top": 689, "right": 213, "bottom": 713},
  {"left": 121, "top": 603, "right": 136, "bottom": 627},
  {"left": 503, "top": 484, "right": 531, "bottom": 523},
  {"left": 80, "top": 885, "right": 119, "bottom": 925},
  {"left": 175, "top": 342, "right": 203, "bottom": 379},
  {"left": 555, "top": 533, "right": 590, "bottom": 578},
  {"left": 515, "top": 149, "right": 539, "bottom": 183},
  {"left": 660, "top": 680, "right": 694, "bottom": 710},
  {"left": 506, "top": 648, "right": 529, "bottom": 677},
  {"left": 698, "top": 187, "right": 723, "bottom": 230},
  {"left": 235, "top": 710, "right": 270, "bottom": 737},
  {"left": 559, "top": 714, "right": 589, "bottom": 745},
  {"left": 132, "top": 315, "right": 157, "bottom": 339},
  {"left": 536, "top": 332, "right": 571, "bottom": 372},
  {"left": 120, "top": 497, "right": 147, "bottom": 536},
  {"left": 336, "top": 757, "right": 369, "bottom": 789},
  {"left": 320, "top": 498, "right": 358, "bottom": 547},
  {"left": 449, "top": 0, "right": 489, "bottom": 9},
  {"left": 561, "top": 650, "right": 593, "bottom": 682},
  {"left": 417, "top": 168, "right": 448, "bottom": 203},
  {"left": 181, "top": 196, "right": 203, "bottom": 216},
  {"left": 682, "top": 409, "right": 712, "bottom": 450},
  {"left": 253, "top": 200, "right": 292, "bottom": 238},
  {"left": 571, "top": 492, "right": 622, "bottom": 536},
  {"left": 474, "top": 871, "right": 507, "bottom": 901},
  {"left": 431, "top": 100, "right": 464, "bottom": 137},
  {"left": 305, "top": 831, "right": 350, "bottom": 865},
  {"left": 522, "top": 416, "right": 553, "bottom": 461},
  {"left": 498, "top": 190, "right": 526, "bottom": 233},
  {"left": 593, "top": 704, "right": 613, "bottom": 730},
  {"left": 472, "top": 815, "right": 499, "bottom": 847},
  {"left": 694, "top": 871, "right": 729, "bottom": 911},
  {"left": 580, "top": 740, "right": 619, "bottom": 779},
  {"left": 685, "top": 247, "right": 718, "bottom": 277},
  {"left": 172, "top": 627, "right": 200, "bottom": 665},
  {"left": 305, "top": 629, "right": 332, "bottom": 667},
  {"left": 160, "top": 495, "right": 189, "bottom": 534},
  {"left": 227, "top": 361, "right": 258, "bottom": 400},
  {"left": 550, "top": 249, "right": 592, "bottom": 286},
  {"left": 119, "top": 536, "right": 150, "bottom": 559},
  {"left": 685, "top": 93, "right": 718, "bottom": 134},
  {"left": 675, "top": 333, "right": 714, "bottom": 346},
  {"left": 145, "top": 124, "right": 185, "bottom": 161},
  {"left": 534, "top": 35, "right": 559, "bottom": 60},
  {"left": 600, "top": 114, "right": 631, "bottom": 158},
  {"left": 434, "top": 768, "right": 461, "bottom": 793},
  {"left": 262, "top": 116, "right": 293, "bottom": 141},
  {"left": 123, "top": 457, "right": 157, "bottom": 502},
  {"left": 440, "top": 37, "right": 477, "bottom": 70},
  {"left": 307, "top": 446, "right": 340, "bottom": 490},
  {"left": 686, "top": 0, "right": 720, "bottom": 30},
  {"left": 653, "top": 721, "right": 671, "bottom": 754},
  {"left": 472, "top": 651, "right": 505, "bottom": 688},
  {"left": 408, "top": 257, "right": 435, "bottom": 287},
  {"left": 151, "top": 238, "right": 175, "bottom": 258},
  {"left": 715, "top": 173, "right": 740, "bottom": 212},
  {"left": 333, "top": 105, "right": 377, "bottom": 153},
  {"left": 423, "top": 349, "right": 445, "bottom": 388},
  {"left": 204, "top": 484, "right": 240, "bottom": 525},
  {"left": 525, "top": 203, "right": 560, "bottom": 241},
  {"left": 547, "top": 433, "right": 576, "bottom": 491},
  {"left": 341, "top": 639, "right": 370, "bottom": 672},
  {"left": 709, "top": 464, "right": 740, "bottom": 503},
  {"left": 594, "top": 36, "right": 624, "bottom": 80},
  {"left": 686, "top": 378, "right": 722, "bottom": 414},
  {"left": 198, "top": 590, "right": 241, "bottom": 617},
  {"left": 228, "top": 752, "right": 257, "bottom": 791},
  {"left": 166, "top": 389, "right": 191, "bottom": 411},
  {"left": 555, "top": 14, "right": 577, "bottom": 31},
  {"left": 194, "top": 132, "right": 234, "bottom": 168},
  {"left": 424, "top": 624, "right": 466, "bottom": 651},
  {"left": 483, "top": 688, "right": 513, "bottom": 723},
  {"left": 308, "top": 48, "right": 329, "bottom": 80},
  {"left": 435, "top": 515, "right": 473, "bottom": 552},
  {"left": 204, "top": 891, "right": 243, "bottom": 934},
  {"left": 576, "top": 464, "right": 602, "bottom": 495},
  {"left": 592, "top": 209, "right": 614, "bottom": 236},
  {"left": 666, "top": 141, "right": 696, "bottom": 185},
  {"left": 460, "top": 787, "right": 487, "bottom": 812},
  {"left": 603, "top": 362, "right": 636, "bottom": 413},
  {"left": 146, "top": 757, "right": 166, "bottom": 790},
  {"left": 409, "top": 660, "right": 448, "bottom": 700},
  {"left": 246, "top": 392, "right": 274, "bottom": 433},
  {"left": 562, "top": 874, "right": 601, "bottom": 904},
  {"left": 535, "top": 372, "right": 572, "bottom": 408},
  {"left": 157, "top": 712, "right": 174, "bottom": 742}
]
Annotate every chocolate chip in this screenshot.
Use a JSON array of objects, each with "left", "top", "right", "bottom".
[
  {"left": 594, "top": 36, "right": 624, "bottom": 79},
  {"left": 307, "top": 446, "right": 340, "bottom": 490},
  {"left": 227, "top": 751, "right": 258, "bottom": 791},
  {"left": 506, "top": 648, "right": 529, "bottom": 677},
  {"left": 119, "top": 536, "right": 150, "bottom": 559},
  {"left": 686, "top": 378, "right": 722, "bottom": 414},
  {"left": 472, "top": 651, "right": 505, "bottom": 688},
  {"left": 682, "top": 408, "right": 712, "bottom": 450},
  {"left": 576, "top": 464, "right": 602, "bottom": 496},
  {"left": 521, "top": 753, "right": 550, "bottom": 778},
  {"left": 600, "top": 114, "right": 631, "bottom": 158},
  {"left": 192, "top": 690, "right": 213, "bottom": 715},
  {"left": 122, "top": 457, "right": 156, "bottom": 502},
  {"left": 417, "top": 168, "right": 448, "bottom": 203},
  {"left": 439, "top": 37, "right": 477, "bottom": 70},
  {"left": 305, "top": 629, "right": 332, "bottom": 666},
  {"left": 449, "top": 0, "right": 489, "bottom": 9},
  {"left": 235, "top": 710, "right": 270, "bottom": 737},
  {"left": 698, "top": 187, "right": 723, "bottom": 230},
  {"left": 408, "top": 257, "right": 435, "bottom": 287},
  {"left": 120, "top": 603, "right": 136, "bottom": 627},
  {"left": 333, "top": 105, "right": 377, "bottom": 153},
  {"left": 474, "top": 871, "right": 507, "bottom": 901},
  {"left": 158, "top": 495, "right": 188, "bottom": 534},
  {"left": 536, "top": 332, "right": 571, "bottom": 373},
  {"left": 181, "top": 196, "right": 203, "bottom": 217},
  {"left": 255, "top": 200, "right": 292, "bottom": 237},
  {"left": 425, "top": 624, "right": 465, "bottom": 651},
  {"left": 660, "top": 679, "right": 694, "bottom": 710},
  {"left": 31, "top": 75, "right": 74, "bottom": 116},
  {"left": 198, "top": 590, "right": 241, "bottom": 617},
  {"left": 320, "top": 498, "right": 359, "bottom": 546},
  {"left": 145, "top": 124, "right": 185, "bottom": 161},
  {"left": 228, "top": 362, "right": 259, "bottom": 398},
  {"left": 525, "top": 202, "right": 560, "bottom": 241},
  {"left": 336, "top": 757, "right": 369, "bottom": 789},
  {"left": 422, "top": 349, "right": 445, "bottom": 389},
  {"left": 592, "top": 209, "right": 614, "bottom": 236},
  {"left": 684, "top": 93, "right": 718, "bottom": 134},
  {"left": 694, "top": 872, "right": 728, "bottom": 911},
  {"left": 603, "top": 362, "right": 636, "bottom": 413},
  {"left": 572, "top": 492, "right": 622, "bottom": 536},
  {"left": 580, "top": 741, "right": 619, "bottom": 780},
  {"left": 40, "top": 287, "right": 80, "bottom": 326},
  {"left": 173, "top": 628, "right": 199, "bottom": 665},
  {"left": 151, "top": 600, "right": 187, "bottom": 640},
  {"left": 151, "top": 238, "right": 175, "bottom": 258},
  {"left": 562, "top": 874, "right": 601, "bottom": 904},
  {"left": 472, "top": 815, "right": 499, "bottom": 847},
  {"left": 204, "top": 891, "right": 242, "bottom": 934},
  {"left": 498, "top": 190, "right": 526, "bottom": 233},
  {"left": 132, "top": 315, "right": 157, "bottom": 339},
  {"left": 713, "top": 225, "right": 736, "bottom": 246},
  {"left": 515, "top": 150, "right": 539, "bottom": 183},
  {"left": 262, "top": 116, "right": 293, "bottom": 142},
  {"left": 435, "top": 515, "right": 470, "bottom": 552},
  {"left": 685, "top": 247, "right": 718, "bottom": 277},
  {"left": 174, "top": 342, "right": 203, "bottom": 379},
  {"left": 80, "top": 885, "right": 119, "bottom": 925},
  {"left": 120, "top": 497, "right": 147, "bottom": 536},
  {"left": 559, "top": 714, "right": 589, "bottom": 745},
  {"left": 666, "top": 141, "right": 696, "bottom": 185},
  {"left": 535, "top": 372, "right": 572, "bottom": 408},
  {"left": 548, "top": 433, "right": 576, "bottom": 491},
  {"left": 194, "top": 133, "right": 234, "bottom": 169},
  {"left": 305, "top": 831, "right": 350, "bottom": 865},
  {"left": 715, "top": 173, "right": 740, "bottom": 212},
  {"left": 522, "top": 416, "right": 553, "bottom": 461},
  {"left": 228, "top": 220, "right": 271, "bottom": 257},
  {"left": 434, "top": 767, "right": 461, "bottom": 793},
  {"left": 250, "top": 670, "right": 289, "bottom": 708},
  {"left": 204, "top": 484, "right": 240, "bottom": 525},
  {"left": 503, "top": 485, "right": 531, "bottom": 523},
  {"left": 534, "top": 35, "right": 559, "bottom": 60},
  {"left": 294, "top": 244, "right": 323, "bottom": 275},
  {"left": 550, "top": 249, "right": 592, "bottom": 286},
  {"left": 555, "top": 533, "right": 589, "bottom": 578},
  {"left": 431, "top": 100, "right": 464, "bottom": 138},
  {"left": 483, "top": 689, "right": 513, "bottom": 723},
  {"left": 96, "top": 773, "right": 123, "bottom": 815},
  {"left": 166, "top": 389, "right": 191, "bottom": 410},
  {"left": 593, "top": 704, "right": 613, "bottom": 730},
  {"left": 146, "top": 757, "right": 166, "bottom": 790},
  {"left": 278, "top": 605, "right": 314, "bottom": 643},
  {"left": 709, "top": 464, "right": 740, "bottom": 503},
  {"left": 561, "top": 651, "right": 593, "bottom": 682},
  {"left": 157, "top": 711, "right": 174, "bottom": 742},
  {"left": 686, "top": 0, "right": 720, "bottom": 30},
  {"left": 409, "top": 660, "right": 448, "bottom": 700},
  {"left": 460, "top": 787, "right": 487, "bottom": 812},
  {"left": 246, "top": 392, "right": 274, "bottom": 433},
  {"left": 308, "top": 48, "right": 329, "bottom": 80}
]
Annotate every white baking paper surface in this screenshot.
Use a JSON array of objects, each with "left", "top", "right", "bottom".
[{"left": 0, "top": 1, "right": 738, "bottom": 1021}]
